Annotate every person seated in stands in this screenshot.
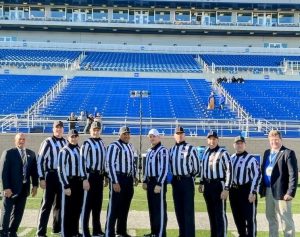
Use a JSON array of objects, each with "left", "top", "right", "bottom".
[
  {"left": 222, "top": 76, "right": 227, "bottom": 83},
  {"left": 219, "top": 94, "right": 225, "bottom": 110},
  {"left": 217, "top": 77, "right": 223, "bottom": 84},
  {"left": 232, "top": 76, "right": 237, "bottom": 83},
  {"left": 67, "top": 112, "right": 78, "bottom": 130},
  {"left": 207, "top": 92, "right": 215, "bottom": 110}
]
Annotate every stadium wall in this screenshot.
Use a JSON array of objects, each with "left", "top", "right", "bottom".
[
  {"left": 0, "top": 134, "right": 299, "bottom": 167},
  {"left": 1, "top": 30, "right": 300, "bottom": 48}
]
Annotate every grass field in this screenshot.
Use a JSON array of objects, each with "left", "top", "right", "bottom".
[
  {"left": 26, "top": 183, "right": 300, "bottom": 213},
  {"left": 15, "top": 228, "right": 300, "bottom": 237}
]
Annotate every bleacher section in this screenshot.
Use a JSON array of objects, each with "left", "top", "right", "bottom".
[
  {"left": 201, "top": 54, "right": 300, "bottom": 67},
  {"left": 0, "top": 75, "right": 62, "bottom": 114},
  {"left": 80, "top": 52, "right": 201, "bottom": 72},
  {"left": 222, "top": 80, "right": 300, "bottom": 120},
  {"left": 0, "top": 49, "right": 81, "bottom": 68},
  {"left": 41, "top": 77, "right": 235, "bottom": 119}
]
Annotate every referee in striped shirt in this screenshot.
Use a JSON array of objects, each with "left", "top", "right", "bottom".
[
  {"left": 105, "top": 126, "right": 138, "bottom": 237},
  {"left": 58, "top": 129, "right": 90, "bottom": 237},
  {"left": 36, "top": 120, "right": 67, "bottom": 237},
  {"left": 199, "top": 131, "right": 232, "bottom": 237},
  {"left": 142, "top": 129, "right": 169, "bottom": 237},
  {"left": 80, "top": 121, "right": 107, "bottom": 237},
  {"left": 169, "top": 126, "right": 200, "bottom": 237},
  {"left": 230, "top": 136, "right": 261, "bottom": 237}
]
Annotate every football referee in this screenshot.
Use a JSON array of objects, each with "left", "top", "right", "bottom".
[
  {"left": 105, "top": 126, "right": 138, "bottom": 237},
  {"left": 58, "top": 129, "right": 90, "bottom": 237},
  {"left": 80, "top": 121, "right": 107, "bottom": 237},
  {"left": 230, "top": 136, "right": 261, "bottom": 237},
  {"left": 36, "top": 121, "right": 66, "bottom": 237},
  {"left": 199, "top": 131, "right": 232, "bottom": 237},
  {"left": 142, "top": 129, "right": 169, "bottom": 237},
  {"left": 169, "top": 126, "right": 200, "bottom": 237}
]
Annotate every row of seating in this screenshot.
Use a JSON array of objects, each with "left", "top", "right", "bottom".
[
  {"left": 0, "top": 75, "right": 62, "bottom": 114},
  {"left": 40, "top": 76, "right": 235, "bottom": 119},
  {"left": 222, "top": 80, "right": 300, "bottom": 120}
]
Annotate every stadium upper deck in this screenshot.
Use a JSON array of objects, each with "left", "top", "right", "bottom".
[{"left": 1, "top": 0, "right": 300, "bottom": 35}]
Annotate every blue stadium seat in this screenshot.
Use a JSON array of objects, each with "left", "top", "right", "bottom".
[
  {"left": 41, "top": 77, "right": 235, "bottom": 120},
  {"left": 222, "top": 80, "right": 300, "bottom": 120},
  {"left": 201, "top": 54, "right": 300, "bottom": 67},
  {"left": 80, "top": 52, "right": 201, "bottom": 72},
  {"left": 0, "top": 74, "right": 62, "bottom": 114}
]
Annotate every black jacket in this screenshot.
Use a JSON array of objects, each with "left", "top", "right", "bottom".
[
  {"left": 0, "top": 148, "right": 39, "bottom": 197},
  {"left": 259, "top": 146, "right": 298, "bottom": 200}
]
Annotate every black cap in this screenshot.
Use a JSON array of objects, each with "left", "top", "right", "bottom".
[
  {"left": 119, "top": 126, "right": 130, "bottom": 135},
  {"left": 175, "top": 126, "right": 185, "bottom": 134},
  {"left": 91, "top": 121, "right": 101, "bottom": 129},
  {"left": 234, "top": 136, "right": 246, "bottom": 143},
  {"left": 53, "top": 120, "right": 63, "bottom": 128},
  {"left": 68, "top": 129, "right": 79, "bottom": 137},
  {"left": 207, "top": 130, "right": 218, "bottom": 138}
]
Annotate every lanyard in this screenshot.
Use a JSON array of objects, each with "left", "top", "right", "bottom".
[{"left": 269, "top": 152, "right": 277, "bottom": 166}]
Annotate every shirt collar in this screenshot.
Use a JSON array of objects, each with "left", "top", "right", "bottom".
[
  {"left": 175, "top": 141, "right": 186, "bottom": 146},
  {"left": 209, "top": 145, "right": 219, "bottom": 153},
  {"left": 151, "top": 142, "right": 162, "bottom": 150},
  {"left": 236, "top": 151, "right": 248, "bottom": 157}
]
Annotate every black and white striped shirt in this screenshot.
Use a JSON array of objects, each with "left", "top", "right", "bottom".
[
  {"left": 106, "top": 139, "right": 136, "bottom": 184},
  {"left": 37, "top": 136, "right": 67, "bottom": 180},
  {"left": 169, "top": 141, "right": 200, "bottom": 177},
  {"left": 231, "top": 151, "right": 261, "bottom": 194},
  {"left": 143, "top": 142, "right": 169, "bottom": 186},
  {"left": 200, "top": 146, "right": 233, "bottom": 189},
  {"left": 80, "top": 137, "right": 106, "bottom": 173},
  {"left": 58, "top": 143, "right": 86, "bottom": 189}
]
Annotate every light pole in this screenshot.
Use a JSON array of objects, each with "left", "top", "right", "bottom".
[{"left": 130, "top": 90, "right": 150, "bottom": 182}]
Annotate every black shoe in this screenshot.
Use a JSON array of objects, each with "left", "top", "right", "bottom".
[
  {"left": 8, "top": 233, "right": 18, "bottom": 237},
  {"left": 117, "top": 234, "right": 131, "bottom": 237},
  {"left": 93, "top": 232, "right": 105, "bottom": 237}
]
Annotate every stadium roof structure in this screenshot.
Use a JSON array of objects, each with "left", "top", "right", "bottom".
[{"left": 1, "top": 0, "right": 300, "bottom": 10}]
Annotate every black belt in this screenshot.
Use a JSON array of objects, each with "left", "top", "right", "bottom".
[
  {"left": 204, "top": 178, "right": 225, "bottom": 183},
  {"left": 47, "top": 169, "right": 57, "bottom": 173},
  {"left": 231, "top": 182, "right": 251, "bottom": 189},
  {"left": 116, "top": 172, "right": 132, "bottom": 177},
  {"left": 173, "top": 174, "right": 191, "bottom": 180},
  {"left": 67, "top": 176, "right": 83, "bottom": 180},
  {"left": 146, "top": 177, "right": 158, "bottom": 181},
  {"left": 88, "top": 169, "right": 104, "bottom": 175}
]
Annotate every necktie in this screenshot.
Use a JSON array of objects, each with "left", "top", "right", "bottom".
[{"left": 21, "top": 149, "right": 27, "bottom": 183}]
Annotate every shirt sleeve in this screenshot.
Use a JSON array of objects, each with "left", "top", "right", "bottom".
[
  {"left": 156, "top": 148, "right": 169, "bottom": 186},
  {"left": 37, "top": 139, "right": 50, "bottom": 180},
  {"left": 106, "top": 144, "right": 119, "bottom": 184}
]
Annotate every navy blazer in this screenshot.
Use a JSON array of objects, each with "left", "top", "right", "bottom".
[
  {"left": 259, "top": 146, "right": 298, "bottom": 200},
  {"left": 0, "top": 147, "right": 39, "bottom": 197}
]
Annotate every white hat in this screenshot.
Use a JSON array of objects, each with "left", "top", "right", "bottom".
[{"left": 148, "top": 128, "right": 160, "bottom": 137}]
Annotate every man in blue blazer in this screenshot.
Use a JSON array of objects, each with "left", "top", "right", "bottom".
[
  {"left": 0, "top": 133, "right": 39, "bottom": 237},
  {"left": 259, "top": 130, "right": 298, "bottom": 237}
]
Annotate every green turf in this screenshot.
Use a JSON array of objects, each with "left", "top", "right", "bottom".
[
  {"left": 26, "top": 183, "right": 300, "bottom": 213},
  {"left": 16, "top": 228, "right": 300, "bottom": 237}
]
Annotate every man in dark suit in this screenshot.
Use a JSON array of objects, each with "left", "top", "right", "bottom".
[
  {"left": 259, "top": 130, "right": 298, "bottom": 237},
  {"left": 0, "top": 133, "right": 39, "bottom": 237}
]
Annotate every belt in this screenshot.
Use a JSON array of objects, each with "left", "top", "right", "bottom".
[
  {"left": 204, "top": 178, "right": 225, "bottom": 183},
  {"left": 87, "top": 169, "right": 104, "bottom": 175},
  {"left": 47, "top": 169, "right": 57, "bottom": 173},
  {"left": 116, "top": 172, "right": 132, "bottom": 177},
  {"left": 173, "top": 174, "right": 191, "bottom": 180},
  {"left": 146, "top": 177, "right": 158, "bottom": 181},
  {"left": 67, "top": 176, "right": 83, "bottom": 180},
  {"left": 231, "top": 182, "right": 251, "bottom": 189}
]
